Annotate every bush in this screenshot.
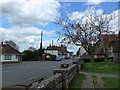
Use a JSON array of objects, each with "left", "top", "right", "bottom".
[
  {"left": 82, "top": 57, "right": 114, "bottom": 63},
  {"left": 22, "top": 50, "right": 40, "bottom": 61},
  {"left": 108, "top": 57, "right": 113, "bottom": 61},
  {"left": 94, "top": 57, "right": 106, "bottom": 62},
  {"left": 82, "top": 58, "right": 90, "bottom": 62}
]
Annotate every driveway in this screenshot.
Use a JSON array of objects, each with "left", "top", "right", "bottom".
[{"left": 2, "top": 59, "right": 77, "bottom": 87}]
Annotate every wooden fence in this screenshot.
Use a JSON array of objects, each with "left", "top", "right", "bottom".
[{"left": 14, "top": 60, "right": 81, "bottom": 90}]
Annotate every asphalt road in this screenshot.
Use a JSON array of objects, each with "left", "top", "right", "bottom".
[{"left": 2, "top": 58, "right": 78, "bottom": 87}]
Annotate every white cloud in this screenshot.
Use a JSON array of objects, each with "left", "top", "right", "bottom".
[
  {"left": 86, "top": 0, "right": 120, "bottom": 5},
  {"left": 68, "top": 11, "right": 85, "bottom": 21},
  {"left": 96, "top": 9, "right": 104, "bottom": 15},
  {"left": 109, "top": 9, "right": 119, "bottom": 33},
  {"left": 0, "top": 27, "right": 56, "bottom": 51},
  {"left": 86, "top": 0, "right": 107, "bottom": 5},
  {"left": 0, "top": 0, "right": 60, "bottom": 27},
  {"left": 69, "top": 7, "right": 104, "bottom": 21}
]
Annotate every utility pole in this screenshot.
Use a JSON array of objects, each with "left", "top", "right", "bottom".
[
  {"left": 39, "top": 31, "right": 44, "bottom": 60},
  {"left": 52, "top": 40, "right": 53, "bottom": 46},
  {"left": 40, "top": 31, "right": 43, "bottom": 50},
  {"left": 52, "top": 40, "right": 53, "bottom": 55}
]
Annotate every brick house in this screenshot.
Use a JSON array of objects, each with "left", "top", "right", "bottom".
[
  {"left": 78, "top": 34, "right": 118, "bottom": 60},
  {"left": 94, "top": 34, "right": 118, "bottom": 58},
  {"left": 113, "top": 31, "right": 120, "bottom": 63},
  {"left": 0, "top": 43, "right": 22, "bottom": 63}
]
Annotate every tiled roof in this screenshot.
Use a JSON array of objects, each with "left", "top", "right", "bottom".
[
  {"left": 100, "top": 34, "right": 118, "bottom": 39},
  {"left": 45, "top": 46, "right": 67, "bottom": 55},
  {"left": 0, "top": 44, "right": 22, "bottom": 54}
]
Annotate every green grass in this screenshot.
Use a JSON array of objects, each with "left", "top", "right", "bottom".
[
  {"left": 101, "top": 77, "right": 120, "bottom": 88},
  {"left": 81, "top": 61, "right": 119, "bottom": 75},
  {"left": 69, "top": 73, "right": 86, "bottom": 89}
]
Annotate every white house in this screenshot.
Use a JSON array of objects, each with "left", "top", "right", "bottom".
[
  {"left": 78, "top": 47, "right": 87, "bottom": 57},
  {"left": 44, "top": 50, "right": 59, "bottom": 57},
  {"left": 44, "top": 45, "right": 71, "bottom": 59},
  {"left": 0, "top": 44, "right": 22, "bottom": 63}
]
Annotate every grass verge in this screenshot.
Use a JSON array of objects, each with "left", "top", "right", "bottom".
[
  {"left": 101, "top": 77, "right": 120, "bottom": 88},
  {"left": 69, "top": 73, "right": 86, "bottom": 89},
  {"left": 81, "top": 61, "right": 119, "bottom": 75}
]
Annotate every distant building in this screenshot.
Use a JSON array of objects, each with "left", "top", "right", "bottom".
[
  {"left": 95, "top": 34, "right": 118, "bottom": 58},
  {"left": 44, "top": 45, "right": 72, "bottom": 59},
  {"left": 113, "top": 31, "right": 120, "bottom": 63},
  {"left": 78, "top": 34, "right": 118, "bottom": 59},
  {"left": 0, "top": 43, "right": 22, "bottom": 63},
  {"left": 78, "top": 47, "right": 87, "bottom": 57}
]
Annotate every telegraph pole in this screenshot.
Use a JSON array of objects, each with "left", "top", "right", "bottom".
[
  {"left": 52, "top": 40, "right": 53, "bottom": 55},
  {"left": 40, "top": 31, "right": 43, "bottom": 50},
  {"left": 39, "top": 31, "right": 44, "bottom": 60}
]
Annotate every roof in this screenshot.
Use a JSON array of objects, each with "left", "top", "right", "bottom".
[
  {"left": 45, "top": 45, "right": 67, "bottom": 55},
  {"left": 0, "top": 44, "right": 22, "bottom": 54},
  {"left": 100, "top": 34, "right": 118, "bottom": 40},
  {"left": 46, "top": 47, "right": 61, "bottom": 50}
]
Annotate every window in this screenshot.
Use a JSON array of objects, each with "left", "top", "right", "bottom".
[
  {"left": 108, "top": 46, "right": 113, "bottom": 57},
  {"left": 4, "top": 55, "right": 12, "bottom": 60},
  {"left": 16, "top": 55, "right": 18, "bottom": 59},
  {"left": 16, "top": 55, "right": 21, "bottom": 60}
]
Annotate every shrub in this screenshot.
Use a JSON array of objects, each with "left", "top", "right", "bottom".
[{"left": 22, "top": 50, "right": 41, "bottom": 61}]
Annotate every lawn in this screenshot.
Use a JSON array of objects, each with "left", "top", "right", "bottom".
[
  {"left": 101, "top": 77, "right": 120, "bottom": 88},
  {"left": 81, "top": 61, "right": 119, "bottom": 75},
  {"left": 69, "top": 73, "right": 86, "bottom": 89}
]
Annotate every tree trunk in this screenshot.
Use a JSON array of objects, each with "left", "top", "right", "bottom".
[{"left": 90, "top": 54, "right": 95, "bottom": 65}]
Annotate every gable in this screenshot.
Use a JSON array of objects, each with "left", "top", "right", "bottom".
[{"left": 0, "top": 44, "right": 21, "bottom": 54}]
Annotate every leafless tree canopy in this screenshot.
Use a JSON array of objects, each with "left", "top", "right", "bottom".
[
  {"left": 4, "top": 40, "right": 19, "bottom": 50},
  {"left": 55, "top": 10, "right": 117, "bottom": 63}
]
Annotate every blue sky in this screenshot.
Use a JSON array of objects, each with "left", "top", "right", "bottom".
[{"left": 0, "top": 0, "right": 119, "bottom": 54}]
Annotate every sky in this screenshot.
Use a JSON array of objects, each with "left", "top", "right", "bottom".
[{"left": 0, "top": 0, "right": 119, "bottom": 54}]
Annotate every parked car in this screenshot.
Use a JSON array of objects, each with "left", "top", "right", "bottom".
[
  {"left": 55, "top": 57, "right": 62, "bottom": 61},
  {"left": 65, "top": 57, "right": 70, "bottom": 59}
]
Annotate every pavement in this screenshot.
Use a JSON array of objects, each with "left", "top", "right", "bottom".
[
  {"left": 1, "top": 58, "right": 77, "bottom": 88},
  {"left": 79, "top": 71, "right": 120, "bottom": 88}
]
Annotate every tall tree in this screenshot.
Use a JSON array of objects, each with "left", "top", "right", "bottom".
[{"left": 55, "top": 9, "right": 117, "bottom": 64}]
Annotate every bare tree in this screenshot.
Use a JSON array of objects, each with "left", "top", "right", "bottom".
[
  {"left": 55, "top": 10, "right": 117, "bottom": 64},
  {"left": 4, "top": 40, "right": 19, "bottom": 50}
]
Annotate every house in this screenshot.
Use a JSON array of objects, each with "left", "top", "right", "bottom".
[
  {"left": 0, "top": 43, "right": 22, "bottom": 63},
  {"left": 95, "top": 34, "right": 118, "bottom": 58},
  {"left": 78, "top": 47, "right": 87, "bottom": 57},
  {"left": 78, "top": 34, "right": 118, "bottom": 60},
  {"left": 113, "top": 31, "right": 120, "bottom": 63},
  {"left": 44, "top": 45, "right": 71, "bottom": 59}
]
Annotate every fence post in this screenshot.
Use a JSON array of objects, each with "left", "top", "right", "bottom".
[
  {"left": 73, "top": 60, "right": 80, "bottom": 73},
  {"left": 54, "top": 69, "right": 68, "bottom": 90}
]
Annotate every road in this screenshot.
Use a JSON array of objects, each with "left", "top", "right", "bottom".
[{"left": 2, "top": 59, "right": 78, "bottom": 87}]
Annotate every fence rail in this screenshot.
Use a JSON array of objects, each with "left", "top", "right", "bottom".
[{"left": 10, "top": 60, "right": 81, "bottom": 90}]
